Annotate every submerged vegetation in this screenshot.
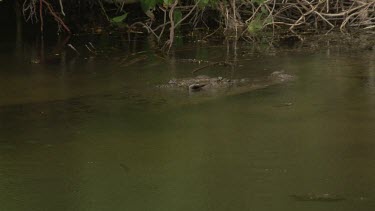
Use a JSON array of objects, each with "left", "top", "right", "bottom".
[{"left": 15, "top": 0, "right": 375, "bottom": 50}]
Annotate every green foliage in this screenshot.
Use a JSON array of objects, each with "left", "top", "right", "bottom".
[
  {"left": 140, "top": 0, "right": 162, "bottom": 12},
  {"left": 140, "top": 0, "right": 217, "bottom": 14},
  {"left": 251, "top": 0, "right": 266, "bottom": 5},
  {"left": 264, "top": 16, "right": 272, "bottom": 25},
  {"left": 173, "top": 9, "right": 182, "bottom": 25},
  {"left": 247, "top": 5, "right": 270, "bottom": 34},
  {"left": 199, "top": 0, "right": 210, "bottom": 7},
  {"left": 260, "top": 5, "right": 268, "bottom": 15},
  {"left": 174, "top": 33, "right": 184, "bottom": 47},
  {"left": 247, "top": 18, "right": 263, "bottom": 34},
  {"left": 163, "top": 0, "right": 174, "bottom": 6},
  {"left": 198, "top": 0, "right": 217, "bottom": 8},
  {"left": 110, "top": 13, "right": 128, "bottom": 24}
]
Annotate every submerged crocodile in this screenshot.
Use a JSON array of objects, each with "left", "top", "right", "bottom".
[{"left": 157, "top": 71, "right": 296, "bottom": 98}]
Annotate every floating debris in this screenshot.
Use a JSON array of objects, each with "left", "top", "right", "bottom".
[
  {"left": 291, "top": 193, "right": 345, "bottom": 202},
  {"left": 273, "top": 102, "right": 293, "bottom": 107}
]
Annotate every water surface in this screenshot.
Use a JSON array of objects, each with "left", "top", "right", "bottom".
[{"left": 1, "top": 34, "right": 375, "bottom": 211}]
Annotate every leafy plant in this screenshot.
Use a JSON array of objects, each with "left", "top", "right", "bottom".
[
  {"left": 247, "top": 4, "right": 270, "bottom": 34},
  {"left": 174, "top": 9, "right": 182, "bottom": 24},
  {"left": 110, "top": 13, "right": 128, "bottom": 24},
  {"left": 198, "top": 0, "right": 217, "bottom": 8},
  {"left": 163, "top": 0, "right": 174, "bottom": 7},
  {"left": 247, "top": 19, "right": 263, "bottom": 34},
  {"left": 140, "top": 0, "right": 162, "bottom": 12},
  {"left": 251, "top": 0, "right": 265, "bottom": 5}
]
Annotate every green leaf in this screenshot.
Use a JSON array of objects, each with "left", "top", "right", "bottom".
[
  {"left": 198, "top": 0, "right": 210, "bottom": 8},
  {"left": 261, "top": 5, "right": 268, "bottom": 15},
  {"left": 247, "top": 18, "right": 263, "bottom": 34},
  {"left": 140, "top": 0, "right": 160, "bottom": 11},
  {"left": 163, "top": 0, "right": 174, "bottom": 6},
  {"left": 251, "top": 0, "right": 265, "bottom": 5},
  {"left": 174, "top": 9, "right": 182, "bottom": 25},
  {"left": 263, "top": 16, "right": 272, "bottom": 25},
  {"left": 111, "top": 13, "right": 128, "bottom": 24}
]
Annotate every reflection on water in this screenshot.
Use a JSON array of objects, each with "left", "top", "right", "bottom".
[{"left": 1, "top": 33, "right": 375, "bottom": 211}]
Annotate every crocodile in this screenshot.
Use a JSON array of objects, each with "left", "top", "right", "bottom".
[
  {"left": 156, "top": 71, "right": 296, "bottom": 97},
  {"left": 0, "top": 71, "right": 295, "bottom": 110}
]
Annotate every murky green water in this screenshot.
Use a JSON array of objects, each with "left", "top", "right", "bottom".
[{"left": 1, "top": 34, "right": 375, "bottom": 211}]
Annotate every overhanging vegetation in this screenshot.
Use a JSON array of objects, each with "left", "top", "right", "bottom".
[{"left": 19, "top": 0, "right": 375, "bottom": 49}]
